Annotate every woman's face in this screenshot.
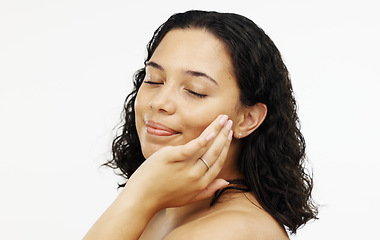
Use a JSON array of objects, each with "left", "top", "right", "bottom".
[{"left": 135, "top": 29, "right": 244, "bottom": 158}]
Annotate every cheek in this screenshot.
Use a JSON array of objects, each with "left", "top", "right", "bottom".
[
  {"left": 134, "top": 88, "right": 145, "bottom": 112},
  {"left": 181, "top": 99, "right": 240, "bottom": 140},
  {"left": 134, "top": 90, "right": 147, "bottom": 135},
  {"left": 181, "top": 110, "right": 220, "bottom": 139}
]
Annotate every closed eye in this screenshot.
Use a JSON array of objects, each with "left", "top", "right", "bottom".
[
  {"left": 187, "top": 89, "right": 207, "bottom": 98},
  {"left": 144, "top": 81, "right": 163, "bottom": 85}
]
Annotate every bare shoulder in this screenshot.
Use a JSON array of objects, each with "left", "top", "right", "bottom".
[{"left": 163, "top": 205, "right": 289, "bottom": 240}]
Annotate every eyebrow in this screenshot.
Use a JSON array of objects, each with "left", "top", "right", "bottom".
[
  {"left": 146, "top": 61, "right": 218, "bottom": 86},
  {"left": 185, "top": 70, "right": 218, "bottom": 86},
  {"left": 146, "top": 61, "right": 164, "bottom": 71}
]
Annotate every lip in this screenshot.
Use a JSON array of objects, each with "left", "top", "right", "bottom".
[{"left": 145, "top": 120, "right": 180, "bottom": 136}]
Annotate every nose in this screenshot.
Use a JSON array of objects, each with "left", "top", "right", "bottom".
[{"left": 149, "top": 85, "right": 176, "bottom": 115}]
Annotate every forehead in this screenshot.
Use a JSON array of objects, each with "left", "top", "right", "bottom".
[{"left": 150, "top": 29, "right": 235, "bottom": 82}]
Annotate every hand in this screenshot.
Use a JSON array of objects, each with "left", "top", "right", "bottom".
[
  {"left": 123, "top": 114, "right": 233, "bottom": 211},
  {"left": 83, "top": 115, "right": 233, "bottom": 240}
]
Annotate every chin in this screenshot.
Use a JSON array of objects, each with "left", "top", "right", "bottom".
[
  {"left": 138, "top": 134, "right": 186, "bottom": 159},
  {"left": 140, "top": 144, "right": 164, "bottom": 159}
]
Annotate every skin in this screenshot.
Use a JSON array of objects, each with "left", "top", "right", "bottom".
[
  {"left": 84, "top": 29, "right": 287, "bottom": 240},
  {"left": 135, "top": 28, "right": 245, "bottom": 180},
  {"left": 136, "top": 29, "right": 286, "bottom": 239}
]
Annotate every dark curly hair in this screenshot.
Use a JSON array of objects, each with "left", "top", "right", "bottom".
[{"left": 105, "top": 10, "right": 318, "bottom": 234}]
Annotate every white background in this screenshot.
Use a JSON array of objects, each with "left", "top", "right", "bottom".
[{"left": 1, "top": 0, "right": 379, "bottom": 239}]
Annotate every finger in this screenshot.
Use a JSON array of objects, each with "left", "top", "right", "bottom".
[
  {"left": 189, "top": 179, "right": 229, "bottom": 203},
  {"left": 203, "top": 128, "right": 233, "bottom": 180},
  {"left": 177, "top": 114, "right": 229, "bottom": 160},
  {"left": 194, "top": 119, "right": 233, "bottom": 172}
]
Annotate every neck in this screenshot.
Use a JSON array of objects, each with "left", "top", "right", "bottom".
[{"left": 216, "top": 138, "right": 243, "bottom": 179}]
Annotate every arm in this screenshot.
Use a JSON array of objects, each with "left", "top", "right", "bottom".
[
  {"left": 83, "top": 190, "right": 156, "bottom": 240},
  {"left": 83, "top": 115, "right": 233, "bottom": 240}
]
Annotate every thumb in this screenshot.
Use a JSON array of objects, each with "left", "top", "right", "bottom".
[{"left": 189, "top": 179, "right": 229, "bottom": 203}]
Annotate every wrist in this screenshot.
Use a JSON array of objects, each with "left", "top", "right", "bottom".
[{"left": 116, "top": 184, "right": 161, "bottom": 220}]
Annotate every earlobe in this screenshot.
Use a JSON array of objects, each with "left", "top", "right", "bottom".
[{"left": 235, "top": 103, "right": 267, "bottom": 138}]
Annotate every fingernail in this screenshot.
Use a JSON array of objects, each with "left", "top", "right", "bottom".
[
  {"left": 228, "top": 130, "right": 233, "bottom": 140},
  {"left": 206, "top": 132, "right": 216, "bottom": 142},
  {"left": 225, "top": 120, "right": 233, "bottom": 130},
  {"left": 219, "top": 115, "right": 228, "bottom": 126}
]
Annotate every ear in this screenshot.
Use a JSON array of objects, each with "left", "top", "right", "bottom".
[{"left": 234, "top": 103, "right": 267, "bottom": 139}]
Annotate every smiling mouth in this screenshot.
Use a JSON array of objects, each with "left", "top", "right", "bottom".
[{"left": 145, "top": 121, "right": 180, "bottom": 136}]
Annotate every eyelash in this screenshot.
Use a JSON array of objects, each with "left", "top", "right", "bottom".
[
  {"left": 143, "top": 81, "right": 207, "bottom": 98},
  {"left": 144, "top": 80, "right": 162, "bottom": 85},
  {"left": 187, "top": 90, "right": 207, "bottom": 98}
]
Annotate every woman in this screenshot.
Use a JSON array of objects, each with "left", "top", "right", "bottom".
[{"left": 84, "top": 10, "right": 318, "bottom": 240}]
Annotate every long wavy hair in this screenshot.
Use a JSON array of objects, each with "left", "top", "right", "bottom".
[{"left": 105, "top": 10, "right": 318, "bottom": 234}]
